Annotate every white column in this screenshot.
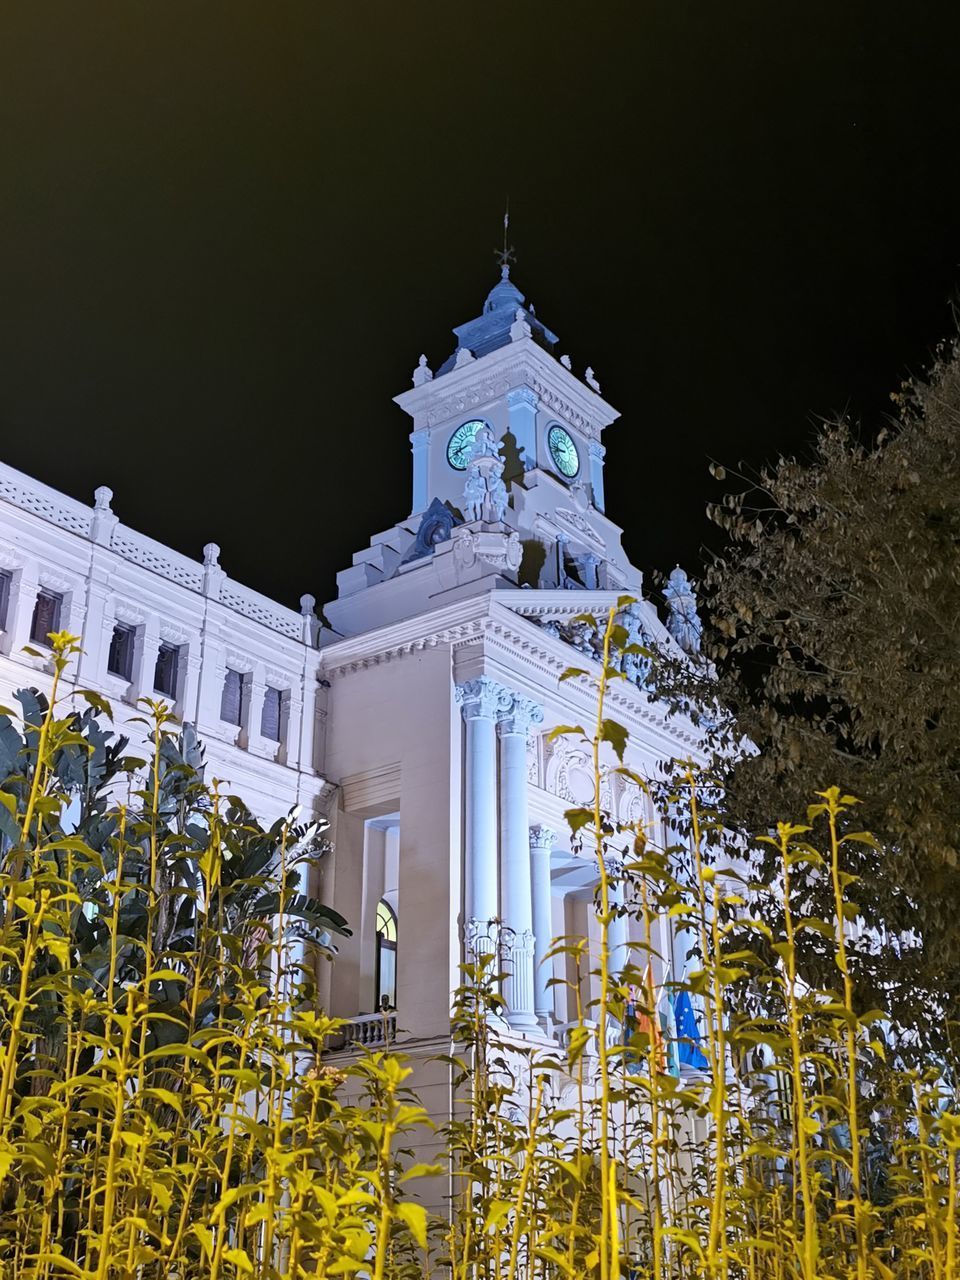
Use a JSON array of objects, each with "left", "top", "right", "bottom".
[
  {"left": 529, "top": 824, "right": 556, "bottom": 1023},
  {"left": 605, "top": 856, "right": 629, "bottom": 980},
  {"left": 497, "top": 693, "right": 543, "bottom": 1032},
  {"left": 455, "top": 678, "right": 508, "bottom": 959}
]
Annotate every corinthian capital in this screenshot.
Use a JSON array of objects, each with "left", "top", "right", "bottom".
[
  {"left": 602, "top": 854, "right": 625, "bottom": 878},
  {"left": 529, "top": 824, "right": 557, "bottom": 853},
  {"left": 455, "top": 676, "right": 513, "bottom": 722},
  {"left": 497, "top": 692, "right": 544, "bottom": 737}
]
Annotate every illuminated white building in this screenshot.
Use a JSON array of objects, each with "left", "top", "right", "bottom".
[{"left": 0, "top": 261, "right": 706, "bottom": 1189}]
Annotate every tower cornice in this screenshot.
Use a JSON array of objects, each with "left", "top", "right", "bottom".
[{"left": 394, "top": 338, "right": 620, "bottom": 442}]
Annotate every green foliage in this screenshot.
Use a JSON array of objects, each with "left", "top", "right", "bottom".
[
  {"left": 669, "top": 335, "right": 960, "bottom": 1049},
  {"left": 0, "top": 630, "right": 957, "bottom": 1278}
]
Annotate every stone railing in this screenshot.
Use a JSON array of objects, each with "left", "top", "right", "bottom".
[
  {"left": 0, "top": 460, "right": 308, "bottom": 643},
  {"left": 0, "top": 467, "right": 92, "bottom": 538},
  {"left": 221, "top": 581, "right": 302, "bottom": 641},
  {"left": 111, "top": 526, "right": 204, "bottom": 592},
  {"left": 328, "top": 1011, "right": 399, "bottom": 1051},
  {"left": 554, "top": 1018, "right": 601, "bottom": 1060}
]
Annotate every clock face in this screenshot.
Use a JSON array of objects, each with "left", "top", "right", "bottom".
[
  {"left": 547, "top": 424, "right": 580, "bottom": 479},
  {"left": 447, "top": 419, "right": 485, "bottom": 470}
]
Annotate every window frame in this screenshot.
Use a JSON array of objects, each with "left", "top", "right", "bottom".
[
  {"left": 154, "top": 641, "right": 181, "bottom": 699},
  {"left": 375, "top": 899, "right": 398, "bottom": 1009},
  {"left": 220, "top": 667, "right": 248, "bottom": 727},
  {"left": 30, "top": 588, "right": 63, "bottom": 648},
  {"left": 107, "top": 621, "right": 136, "bottom": 681},
  {"left": 260, "top": 684, "right": 284, "bottom": 743}
]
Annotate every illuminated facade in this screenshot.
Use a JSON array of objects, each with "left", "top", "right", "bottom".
[{"left": 0, "top": 262, "right": 706, "bottom": 1198}]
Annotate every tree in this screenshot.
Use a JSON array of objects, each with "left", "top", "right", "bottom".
[{"left": 697, "top": 332, "right": 960, "bottom": 1048}]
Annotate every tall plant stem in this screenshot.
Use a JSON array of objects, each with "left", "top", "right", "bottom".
[
  {"left": 778, "top": 831, "right": 819, "bottom": 1280},
  {"left": 827, "top": 798, "right": 868, "bottom": 1280},
  {"left": 593, "top": 605, "right": 619, "bottom": 1280}
]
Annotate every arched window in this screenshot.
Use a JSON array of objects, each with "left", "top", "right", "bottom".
[{"left": 375, "top": 899, "right": 398, "bottom": 1010}]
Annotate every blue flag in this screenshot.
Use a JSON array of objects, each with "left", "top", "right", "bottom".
[{"left": 673, "top": 988, "right": 709, "bottom": 1070}]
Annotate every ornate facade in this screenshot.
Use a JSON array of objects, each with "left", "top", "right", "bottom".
[{"left": 0, "top": 260, "right": 706, "bottom": 1203}]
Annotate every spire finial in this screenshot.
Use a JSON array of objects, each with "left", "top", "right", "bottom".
[{"left": 494, "top": 198, "right": 515, "bottom": 278}]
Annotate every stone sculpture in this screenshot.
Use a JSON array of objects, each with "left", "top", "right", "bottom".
[{"left": 664, "top": 565, "right": 703, "bottom": 655}]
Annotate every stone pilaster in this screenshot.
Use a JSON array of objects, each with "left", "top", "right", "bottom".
[
  {"left": 497, "top": 692, "right": 543, "bottom": 1031},
  {"left": 588, "top": 440, "right": 606, "bottom": 512},
  {"left": 506, "top": 386, "right": 538, "bottom": 472}
]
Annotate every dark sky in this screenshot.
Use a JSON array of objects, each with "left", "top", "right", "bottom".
[{"left": 3, "top": 3, "right": 960, "bottom": 611}]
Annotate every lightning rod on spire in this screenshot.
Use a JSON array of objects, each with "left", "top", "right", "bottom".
[{"left": 494, "top": 198, "right": 515, "bottom": 277}]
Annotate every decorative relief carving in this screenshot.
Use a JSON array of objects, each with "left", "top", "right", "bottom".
[
  {"left": 225, "top": 650, "right": 255, "bottom": 675},
  {"left": 465, "top": 916, "right": 500, "bottom": 958},
  {"left": 544, "top": 736, "right": 612, "bottom": 811},
  {"left": 526, "top": 733, "right": 540, "bottom": 785},
  {"left": 159, "top": 623, "right": 190, "bottom": 645},
  {"left": 424, "top": 374, "right": 513, "bottom": 427},
  {"left": 37, "top": 568, "right": 73, "bottom": 594},
  {"left": 113, "top": 600, "right": 146, "bottom": 626},
  {"left": 529, "top": 823, "right": 556, "bottom": 852},
  {"left": 618, "top": 777, "right": 650, "bottom": 829},
  {"left": 452, "top": 527, "right": 522, "bottom": 574},
  {"left": 265, "top": 667, "right": 294, "bottom": 690},
  {"left": 455, "top": 675, "right": 514, "bottom": 722},
  {"left": 527, "top": 374, "right": 602, "bottom": 442},
  {"left": 422, "top": 361, "right": 603, "bottom": 441},
  {"left": 497, "top": 693, "right": 544, "bottom": 737}
]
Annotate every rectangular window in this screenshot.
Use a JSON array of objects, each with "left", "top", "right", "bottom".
[
  {"left": 220, "top": 668, "right": 248, "bottom": 727},
  {"left": 154, "top": 642, "right": 180, "bottom": 698},
  {"left": 107, "top": 623, "right": 136, "bottom": 680},
  {"left": 0, "top": 571, "right": 10, "bottom": 631},
  {"left": 30, "top": 589, "right": 62, "bottom": 647},
  {"left": 261, "top": 686, "right": 283, "bottom": 742}
]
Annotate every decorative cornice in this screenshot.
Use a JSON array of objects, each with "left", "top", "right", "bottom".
[
  {"left": 318, "top": 593, "right": 704, "bottom": 753},
  {"left": 113, "top": 600, "right": 147, "bottom": 626},
  {"left": 526, "top": 372, "right": 602, "bottom": 442},
  {"left": 423, "top": 372, "right": 514, "bottom": 428},
  {"left": 555, "top": 505, "right": 606, "bottom": 550},
  {"left": 0, "top": 543, "right": 24, "bottom": 571},
  {"left": 265, "top": 666, "right": 294, "bottom": 690},
  {"left": 225, "top": 650, "right": 255, "bottom": 674},
  {"left": 37, "top": 567, "right": 75, "bottom": 594},
  {"left": 402, "top": 345, "right": 618, "bottom": 444},
  {"left": 159, "top": 622, "right": 190, "bottom": 646},
  {"left": 507, "top": 385, "right": 539, "bottom": 410}
]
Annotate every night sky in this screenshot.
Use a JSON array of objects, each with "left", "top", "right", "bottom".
[{"left": 3, "top": 4, "right": 960, "bottom": 612}]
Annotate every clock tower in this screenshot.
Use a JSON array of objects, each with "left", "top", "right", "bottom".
[
  {"left": 326, "top": 262, "right": 642, "bottom": 636},
  {"left": 316, "top": 255, "right": 704, "bottom": 1207}
]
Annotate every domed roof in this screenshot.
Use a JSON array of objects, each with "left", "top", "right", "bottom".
[
  {"left": 435, "top": 266, "right": 559, "bottom": 376},
  {"left": 483, "top": 267, "right": 526, "bottom": 314}
]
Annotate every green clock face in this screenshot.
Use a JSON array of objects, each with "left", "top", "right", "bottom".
[
  {"left": 447, "top": 420, "right": 485, "bottom": 470},
  {"left": 547, "top": 424, "right": 580, "bottom": 479}
]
